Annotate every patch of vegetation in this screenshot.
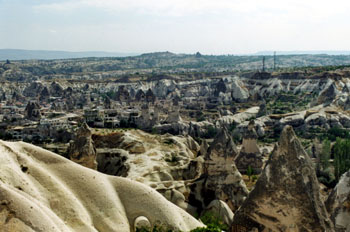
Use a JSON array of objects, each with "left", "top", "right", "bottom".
[
  {"left": 196, "top": 211, "right": 229, "bottom": 232},
  {"left": 163, "top": 138, "right": 175, "bottom": 145},
  {"left": 247, "top": 166, "right": 254, "bottom": 181},
  {"left": 333, "top": 137, "right": 350, "bottom": 180},
  {"left": 228, "top": 122, "right": 237, "bottom": 132},
  {"left": 165, "top": 153, "right": 180, "bottom": 163},
  {"left": 151, "top": 127, "right": 158, "bottom": 134},
  {"left": 266, "top": 92, "right": 314, "bottom": 114},
  {"left": 319, "top": 127, "right": 350, "bottom": 141},
  {"left": 203, "top": 126, "right": 218, "bottom": 139},
  {"left": 136, "top": 226, "right": 173, "bottom": 232},
  {"left": 196, "top": 112, "right": 206, "bottom": 122},
  {"left": 258, "top": 135, "right": 278, "bottom": 144},
  {"left": 317, "top": 168, "right": 337, "bottom": 188},
  {"left": 320, "top": 138, "right": 331, "bottom": 170},
  {"left": 119, "top": 118, "right": 138, "bottom": 129}
]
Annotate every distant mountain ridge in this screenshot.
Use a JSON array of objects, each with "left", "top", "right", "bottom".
[
  {"left": 0, "top": 49, "right": 139, "bottom": 60},
  {"left": 2, "top": 49, "right": 350, "bottom": 61},
  {"left": 254, "top": 50, "right": 350, "bottom": 56}
]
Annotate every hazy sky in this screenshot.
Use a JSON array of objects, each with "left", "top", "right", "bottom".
[{"left": 1, "top": 0, "right": 349, "bottom": 54}]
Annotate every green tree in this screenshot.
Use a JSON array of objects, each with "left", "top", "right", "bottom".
[
  {"left": 247, "top": 165, "right": 253, "bottom": 181},
  {"left": 333, "top": 138, "right": 350, "bottom": 180},
  {"left": 320, "top": 138, "right": 331, "bottom": 170}
]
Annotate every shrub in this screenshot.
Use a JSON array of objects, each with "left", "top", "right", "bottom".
[
  {"left": 247, "top": 166, "right": 254, "bottom": 180},
  {"left": 203, "top": 126, "right": 218, "bottom": 139},
  {"left": 165, "top": 153, "right": 179, "bottom": 163},
  {"left": 317, "top": 168, "right": 337, "bottom": 188},
  {"left": 194, "top": 211, "right": 228, "bottom": 232}
]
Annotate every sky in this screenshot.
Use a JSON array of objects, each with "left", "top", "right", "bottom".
[{"left": 0, "top": 0, "right": 349, "bottom": 54}]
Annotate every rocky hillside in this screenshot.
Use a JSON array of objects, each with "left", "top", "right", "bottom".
[
  {"left": 90, "top": 129, "right": 247, "bottom": 220},
  {"left": 1, "top": 53, "right": 350, "bottom": 81}
]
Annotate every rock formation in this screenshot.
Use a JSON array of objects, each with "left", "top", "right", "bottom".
[
  {"left": 12, "top": 91, "right": 25, "bottom": 102},
  {"left": 116, "top": 85, "right": 130, "bottom": 102},
  {"left": 317, "top": 82, "right": 339, "bottom": 106},
  {"left": 146, "top": 88, "right": 156, "bottom": 103},
  {"left": 25, "top": 101, "right": 41, "bottom": 120},
  {"left": 235, "top": 120, "right": 263, "bottom": 174},
  {"left": 326, "top": 170, "right": 350, "bottom": 232},
  {"left": 257, "top": 101, "right": 267, "bottom": 117},
  {"left": 166, "top": 98, "right": 182, "bottom": 123},
  {"left": 0, "top": 140, "right": 203, "bottom": 231},
  {"left": 50, "top": 81, "right": 64, "bottom": 97},
  {"left": 104, "top": 95, "right": 112, "bottom": 109},
  {"left": 214, "top": 79, "right": 227, "bottom": 97},
  {"left": 232, "top": 126, "right": 334, "bottom": 232},
  {"left": 39, "top": 86, "right": 50, "bottom": 102},
  {"left": 67, "top": 122, "right": 97, "bottom": 170},
  {"left": 23, "top": 81, "right": 44, "bottom": 97},
  {"left": 135, "top": 89, "right": 146, "bottom": 101},
  {"left": 201, "top": 128, "right": 248, "bottom": 211}
]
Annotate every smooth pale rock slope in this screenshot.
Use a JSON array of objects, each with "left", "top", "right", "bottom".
[
  {"left": 232, "top": 126, "right": 334, "bottom": 232},
  {"left": 0, "top": 140, "right": 203, "bottom": 232}
]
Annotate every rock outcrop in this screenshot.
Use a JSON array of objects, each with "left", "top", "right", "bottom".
[
  {"left": 232, "top": 125, "right": 334, "bottom": 231},
  {"left": 0, "top": 140, "right": 203, "bottom": 231},
  {"left": 235, "top": 120, "right": 263, "bottom": 174},
  {"left": 326, "top": 170, "right": 350, "bottom": 232},
  {"left": 67, "top": 123, "right": 97, "bottom": 170}
]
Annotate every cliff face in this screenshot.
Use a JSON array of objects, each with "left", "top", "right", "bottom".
[
  {"left": 0, "top": 140, "right": 203, "bottom": 232},
  {"left": 232, "top": 126, "right": 334, "bottom": 232}
]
